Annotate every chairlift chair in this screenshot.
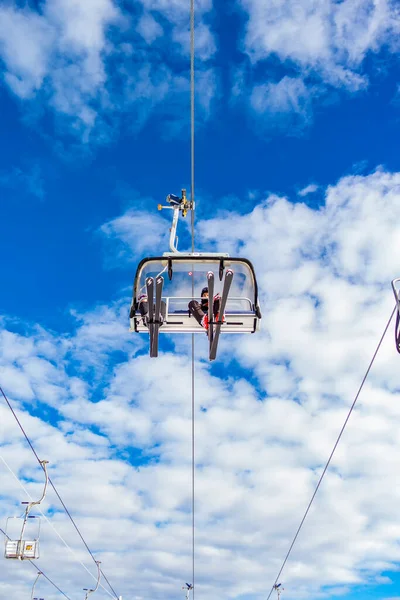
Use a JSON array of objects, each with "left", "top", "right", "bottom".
[
  {"left": 130, "top": 191, "right": 262, "bottom": 360},
  {"left": 4, "top": 515, "right": 41, "bottom": 560},
  {"left": 4, "top": 460, "right": 48, "bottom": 561}
]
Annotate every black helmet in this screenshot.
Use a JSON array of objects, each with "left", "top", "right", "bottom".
[{"left": 201, "top": 287, "right": 208, "bottom": 296}]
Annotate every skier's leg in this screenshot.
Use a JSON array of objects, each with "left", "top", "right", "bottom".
[
  {"left": 213, "top": 295, "right": 220, "bottom": 317},
  {"left": 138, "top": 295, "right": 149, "bottom": 326},
  {"left": 189, "top": 300, "right": 207, "bottom": 327},
  {"left": 213, "top": 294, "right": 225, "bottom": 322},
  {"left": 160, "top": 300, "right": 167, "bottom": 327}
]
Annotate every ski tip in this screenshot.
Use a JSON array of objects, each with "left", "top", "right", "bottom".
[{"left": 207, "top": 271, "right": 214, "bottom": 278}]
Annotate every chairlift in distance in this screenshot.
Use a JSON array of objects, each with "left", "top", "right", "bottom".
[
  {"left": 4, "top": 460, "right": 49, "bottom": 560},
  {"left": 130, "top": 190, "right": 262, "bottom": 360}
]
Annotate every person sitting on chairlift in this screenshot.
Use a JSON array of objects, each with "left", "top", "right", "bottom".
[
  {"left": 188, "top": 287, "right": 224, "bottom": 331},
  {"left": 138, "top": 293, "right": 166, "bottom": 327}
]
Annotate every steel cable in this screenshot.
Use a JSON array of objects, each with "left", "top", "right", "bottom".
[
  {"left": 266, "top": 305, "right": 396, "bottom": 600},
  {"left": 0, "top": 385, "right": 119, "bottom": 599}
]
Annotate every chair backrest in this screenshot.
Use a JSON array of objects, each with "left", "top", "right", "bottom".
[{"left": 5, "top": 539, "right": 39, "bottom": 560}]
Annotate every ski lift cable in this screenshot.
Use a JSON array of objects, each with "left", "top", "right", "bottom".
[
  {"left": 190, "top": 0, "right": 196, "bottom": 596},
  {"left": 265, "top": 305, "right": 396, "bottom": 600},
  {"left": 0, "top": 526, "right": 72, "bottom": 599},
  {"left": 0, "top": 385, "right": 119, "bottom": 600},
  {"left": 0, "top": 452, "right": 115, "bottom": 599},
  {"left": 190, "top": 0, "right": 195, "bottom": 252}
]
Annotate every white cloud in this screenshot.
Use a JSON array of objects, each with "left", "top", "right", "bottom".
[
  {"left": 0, "top": 0, "right": 217, "bottom": 143},
  {"left": 5, "top": 168, "right": 400, "bottom": 598},
  {"left": 250, "top": 76, "right": 313, "bottom": 130},
  {"left": 196, "top": 67, "right": 219, "bottom": 114},
  {"left": 45, "top": 0, "right": 120, "bottom": 55},
  {"left": 137, "top": 12, "right": 164, "bottom": 44},
  {"left": 100, "top": 207, "right": 171, "bottom": 259},
  {"left": 240, "top": 0, "right": 400, "bottom": 80},
  {"left": 298, "top": 183, "right": 319, "bottom": 197},
  {"left": 0, "top": 165, "right": 45, "bottom": 200},
  {"left": 0, "top": 0, "right": 121, "bottom": 141},
  {"left": 0, "top": 6, "right": 55, "bottom": 99},
  {"left": 173, "top": 20, "right": 217, "bottom": 61},
  {"left": 139, "top": 0, "right": 213, "bottom": 25},
  {"left": 239, "top": 0, "right": 400, "bottom": 124}
]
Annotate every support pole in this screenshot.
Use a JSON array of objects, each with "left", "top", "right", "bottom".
[{"left": 31, "top": 571, "right": 42, "bottom": 600}]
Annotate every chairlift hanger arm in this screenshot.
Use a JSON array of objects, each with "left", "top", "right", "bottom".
[
  {"left": 22, "top": 460, "right": 49, "bottom": 512},
  {"left": 20, "top": 460, "right": 49, "bottom": 543},
  {"left": 36, "top": 460, "right": 49, "bottom": 506},
  {"left": 31, "top": 572, "right": 42, "bottom": 600},
  {"left": 84, "top": 560, "right": 101, "bottom": 599},
  {"left": 157, "top": 189, "right": 194, "bottom": 253}
]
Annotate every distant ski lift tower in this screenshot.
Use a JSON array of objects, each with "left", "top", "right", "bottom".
[
  {"left": 273, "top": 583, "right": 284, "bottom": 600},
  {"left": 182, "top": 582, "right": 193, "bottom": 600}
]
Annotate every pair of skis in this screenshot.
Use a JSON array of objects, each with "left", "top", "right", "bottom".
[
  {"left": 144, "top": 269, "right": 233, "bottom": 360},
  {"left": 207, "top": 269, "right": 233, "bottom": 361},
  {"left": 145, "top": 276, "right": 164, "bottom": 357}
]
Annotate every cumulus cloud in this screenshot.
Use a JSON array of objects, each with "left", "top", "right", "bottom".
[
  {"left": 250, "top": 76, "right": 314, "bottom": 132},
  {"left": 298, "top": 183, "right": 319, "bottom": 197},
  {"left": 0, "top": 0, "right": 217, "bottom": 143},
  {"left": 100, "top": 207, "right": 171, "bottom": 260},
  {"left": 240, "top": 0, "right": 400, "bottom": 79},
  {"left": 4, "top": 168, "right": 400, "bottom": 598},
  {"left": 0, "top": 165, "right": 45, "bottom": 200},
  {"left": 136, "top": 12, "right": 164, "bottom": 44},
  {"left": 238, "top": 0, "right": 400, "bottom": 124},
  {"left": 0, "top": 6, "right": 55, "bottom": 98}
]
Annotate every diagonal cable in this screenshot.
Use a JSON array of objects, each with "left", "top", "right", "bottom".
[
  {"left": 266, "top": 305, "right": 396, "bottom": 600},
  {"left": 0, "top": 453, "right": 114, "bottom": 598},
  {"left": 0, "top": 526, "right": 72, "bottom": 599},
  {"left": 189, "top": 0, "right": 196, "bottom": 597},
  {"left": 0, "top": 385, "right": 119, "bottom": 599}
]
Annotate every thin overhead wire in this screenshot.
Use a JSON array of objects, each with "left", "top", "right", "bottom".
[
  {"left": 190, "top": 0, "right": 195, "bottom": 252},
  {"left": 191, "top": 334, "right": 195, "bottom": 600},
  {"left": 0, "top": 385, "right": 119, "bottom": 599},
  {"left": 0, "top": 453, "right": 115, "bottom": 599},
  {"left": 189, "top": 0, "right": 196, "bottom": 596},
  {"left": 0, "top": 526, "right": 72, "bottom": 600},
  {"left": 266, "top": 305, "right": 396, "bottom": 600}
]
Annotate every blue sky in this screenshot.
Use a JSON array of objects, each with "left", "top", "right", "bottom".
[{"left": 2, "top": 0, "right": 400, "bottom": 599}]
